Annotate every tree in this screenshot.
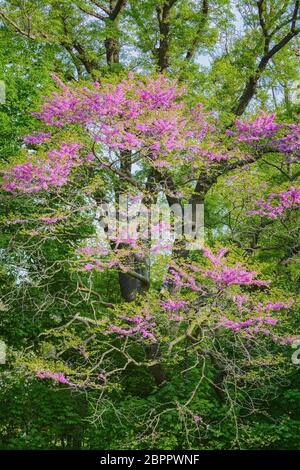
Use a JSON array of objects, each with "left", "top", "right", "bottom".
[
  {"left": 0, "top": 75, "right": 299, "bottom": 450},
  {"left": 1, "top": 0, "right": 300, "bottom": 451}
]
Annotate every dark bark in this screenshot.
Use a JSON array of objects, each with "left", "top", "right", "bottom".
[
  {"left": 71, "top": 41, "right": 100, "bottom": 78},
  {"left": 233, "top": 75, "right": 260, "bottom": 117},
  {"left": 75, "top": 1, "right": 127, "bottom": 67},
  {"left": 104, "top": 37, "right": 120, "bottom": 65},
  {"left": 156, "top": 4, "right": 170, "bottom": 71},
  {"left": 115, "top": 149, "right": 150, "bottom": 301},
  {"left": 156, "top": 0, "right": 178, "bottom": 72},
  {"left": 118, "top": 256, "right": 150, "bottom": 302},
  {"left": 145, "top": 343, "right": 167, "bottom": 386},
  {"left": 104, "top": 1, "right": 127, "bottom": 66},
  {"left": 110, "top": 0, "right": 127, "bottom": 21}
]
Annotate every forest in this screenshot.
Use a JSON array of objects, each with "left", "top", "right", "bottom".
[{"left": 0, "top": 0, "right": 300, "bottom": 452}]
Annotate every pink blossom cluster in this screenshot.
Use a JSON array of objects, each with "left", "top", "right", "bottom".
[
  {"left": 82, "top": 262, "right": 103, "bottom": 271},
  {"left": 204, "top": 265, "right": 269, "bottom": 286},
  {"left": 274, "top": 335, "right": 300, "bottom": 345},
  {"left": 78, "top": 246, "right": 110, "bottom": 256},
  {"left": 32, "top": 74, "right": 215, "bottom": 167},
  {"left": 225, "top": 299, "right": 293, "bottom": 328},
  {"left": 230, "top": 111, "right": 300, "bottom": 159},
  {"left": 250, "top": 186, "right": 300, "bottom": 218},
  {"left": 78, "top": 244, "right": 143, "bottom": 273},
  {"left": 229, "top": 112, "right": 282, "bottom": 143},
  {"left": 39, "top": 215, "right": 66, "bottom": 224},
  {"left": 277, "top": 119, "right": 300, "bottom": 153},
  {"left": 220, "top": 316, "right": 296, "bottom": 345},
  {"left": 150, "top": 242, "right": 173, "bottom": 253},
  {"left": 264, "top": 300, "right": 293, "bottom": 311},
  {"left": 23, "top": 131, "right": 52, "bottom": 145},
  {"left": 2, "top": 142, "right": 82, "bottom": 192},
  {"left": 109, "top": 234, "right": 140, "bottom": 248},
  {"left": 220, "top": 315, "right": 278, "bottom": 332},
  {"left": 199, "top": 150, "right": 235, "bottom": 161},
  {"left": 203, "top": 248, "right": 269, "bottom": 286},
  {"left": 233, "top": 294, "right": 249, "bottom": 311},
  {"left": 35, "top": 75, "right": 183, "bottom": 127},
  {"left": 233, "top": 296, "right": 293, "bottom": 314},
  {"left": 203, "top": 247, "right": 228, "bottom": 266},
  {"left": 167, "top": 266, "right": 204, "bottom": 292},
  {"left": 169, "top": 314, "right": 185, "bottom": 322},
  {"left": 161, "top": 299, "right": 188, "bottom": 310},
  {"left": 36, "top": 370, "right": 72, "bottom": 385},
  {"left": 161, "top": 299, "right": 188, "bottom": 322},
  {"left": 82, "top": 258, "right": 124, "bottom": 272},
  {"left": 106, "top": 313, "right": 156, "bottom": 342},
  {"left": 221, "top": 295, "right": 294, "bottom": 342}
]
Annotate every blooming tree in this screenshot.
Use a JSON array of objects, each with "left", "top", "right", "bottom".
[{"left": 0, "top": 74, "right": 299, "bottom": 443}]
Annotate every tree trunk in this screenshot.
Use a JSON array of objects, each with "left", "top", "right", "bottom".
[
  {"left": 104, "top": 37, "right": 120, "bottom": 66},
  {"left": 233, "top": 75, "right": 259, "bottom": 116},
  {"left": 118, "top": 254, "right": 150, "bottom": 302}
]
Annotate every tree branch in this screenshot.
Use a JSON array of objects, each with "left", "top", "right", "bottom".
[
  {"left": 110, "top": 0, "right": 127, "bottom": 21},
  {"left": 77, "top": 4, "right": 107, "bottom": 21},
  {"left": 123, "top": 268, "right": 150, "bottom": 287},
  {"left": 92, "top": 0, "right": 112, "bottom": 15},
  {"left": 185, "top": 0, "right": 209, "bottom": 61},
  {"left": 0, "top": 10, "right": 49, "bottom": 40},
  {"left": 233, "top": 1, "right": 300, "bottom": 116}
]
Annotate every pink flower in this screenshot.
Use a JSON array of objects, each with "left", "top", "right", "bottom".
[
  {"left": 2, "top": 142, "right": 83, "bottom": 193},
  {"left": 203, "top": 247, "right": 228, "bottom": 266},
  {"left": 36, "top": 370, "right": 73, "bottom": 385},
  {"left": 161, "top": 299, "right": 188, "bottom": 310},
  {"left": 83, "top": 263, "right": 95, "bottom": 271},
  {"left": 106, "top": 313, "right": 157, "bottom": 342},
  {"left": 249, "top": 186, "right": 300, "bottom": 219},
  {"left": 23, "top": 132, "right": 52, "bottom": 145},
  {"left": 40, "top": 215, "right": 65, "bottom": 224},
  {"left": 169, "top": 314, "right": 185, "bottom": 321},
  {"left": 232, "top": 112, "right": 282, "bottom": 143},
  {"left": 265, "top": 300, "right": 294, "bottom": 311},
  {"left": 203, "top": 248, "right": 269, "bottom": 287},
  {"left": 205, "top": 265, "right": 269, "bottom": 286}
]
